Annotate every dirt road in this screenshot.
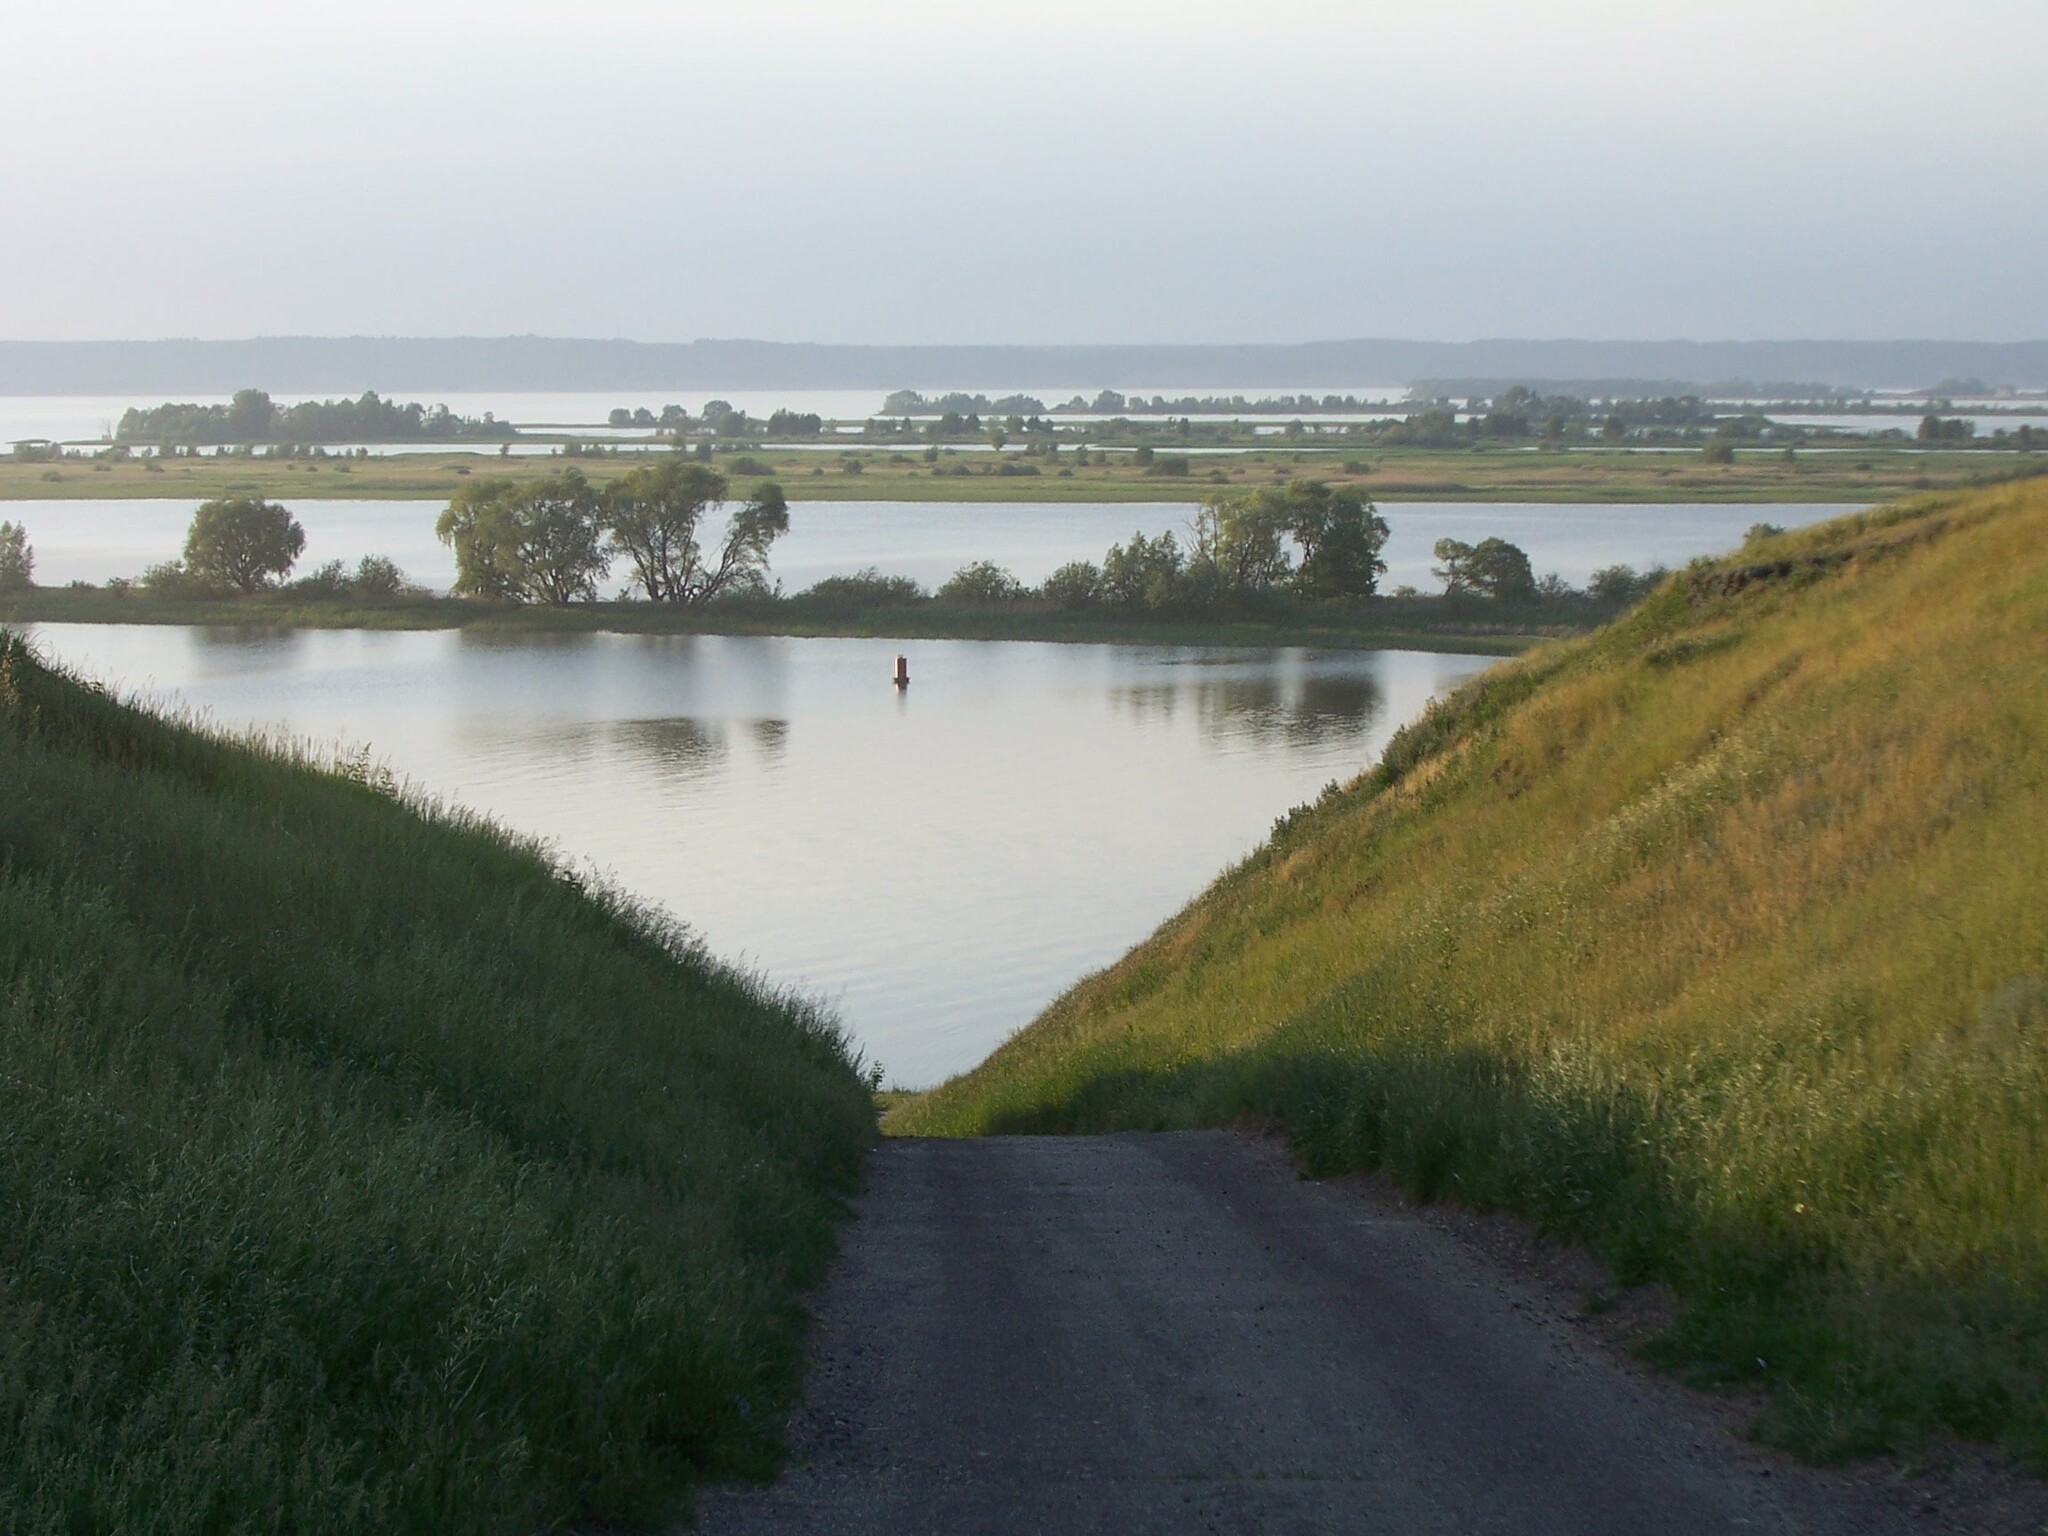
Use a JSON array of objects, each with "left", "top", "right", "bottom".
[{"left": 695, "top": 1132, "right": 2023, "bottom": 1535}]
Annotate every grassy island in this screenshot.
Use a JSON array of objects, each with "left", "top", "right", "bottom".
[
  {"left": 6, "top": 440, "right": 2041, "bottom": 507},
  {"left": 0, "top": 581, "right": 1605, "bottom": 655},
  {"left": 0, "top": 636, "right": 875, "bottom": 1533},
  {"left": 899, "top": 478, "right": 2048, "bottom": 1468}
]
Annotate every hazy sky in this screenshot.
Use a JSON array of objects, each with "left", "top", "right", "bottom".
[{"left": 6, "top": 0, "right": 2044, "bottom": 343}]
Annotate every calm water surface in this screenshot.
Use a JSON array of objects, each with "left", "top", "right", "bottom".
[
  {"left": 20, "top": 623, "right": 1492, "bottom": 1084},
  {"left": 13, "top": 497, "right": 1848, "bottom": 594}
]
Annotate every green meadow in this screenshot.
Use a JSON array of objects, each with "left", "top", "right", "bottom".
[{"left": 5, "top": 441, "right": 2036, "bottom": 506}]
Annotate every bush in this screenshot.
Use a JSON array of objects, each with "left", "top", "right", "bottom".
[
  {"left": 353, "top": 554, "right": 411, "bottom": 599},
  {"left": 796, "top": 568, "right": 927, "bottom": 611},
  {"left": 1587, "top": 563, "right": 1670, "bottom": 605},
  {"left": 1040, "top": 560, "right": 1104, "bottom": 610},
  {"left": 288, "top": 559, "right": 353, "bottom": 599},
  {"left": 936, "top": 560, "right": 1024, "bottom": 605},
  {"left": 139, "top": 560, "right": 210, "bottom": 598},
  {"left": 283, "top": 556, "right": 414, "bottom": 603},
  {"left": 1701, "top": 439, "right": 1735, "bottom": 466}
]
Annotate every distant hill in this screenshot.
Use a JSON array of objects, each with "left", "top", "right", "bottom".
[
  {"left": 2, "top": 337, "right": 2046, "bottom": 394},
  {"left": 900, "top": 477, "right": 2048, "bottom": 1466}
]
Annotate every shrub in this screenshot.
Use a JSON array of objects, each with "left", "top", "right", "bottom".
[
  {"left": 936, "top": 560, "right": 1024, "bottom": 605},
  {"left": 796, "top": 568, "right": 927, "bottom": 611},
  {"left": 1040, "top": 560, "right": 1104, "bottom": 610}
]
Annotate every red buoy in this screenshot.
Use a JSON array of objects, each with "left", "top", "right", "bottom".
[{"left": 894, "top": 654, "right": 909, "bottom": 690}]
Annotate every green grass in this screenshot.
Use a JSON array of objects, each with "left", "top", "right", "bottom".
[
  {"left": 0, "top": 636, "right": 874, "bottom": 1533},
  {"left": 897, "top": 478, "right": 2048, "bottom": 1467},
  {"left": 8, "top": 443, "right": 2041, "bottom": 505}
]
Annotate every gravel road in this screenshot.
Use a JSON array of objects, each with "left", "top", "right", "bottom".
[{"left": 694, "top": 1132, "right": 2037, "bottom": 1535}]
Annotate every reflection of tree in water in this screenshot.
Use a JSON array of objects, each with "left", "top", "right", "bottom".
[
  {"left": 1110, "top": 665, "right": 1384, "bottom": 749},
  {"left": 606, "top": 717, "right": 728, "bottom": 782},
  {"left": 750, "top": 718, "right": 790, "bottom": 764}
]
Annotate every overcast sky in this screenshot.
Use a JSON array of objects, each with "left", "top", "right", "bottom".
[{"left": 5, "top": 0, "right": 2043, "bottom": 344}]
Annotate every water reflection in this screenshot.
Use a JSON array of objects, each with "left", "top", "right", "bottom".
[
  {"left": 19, "top": 623, "right": 1493, "bottom": 1084},
  {"left": 1109, "top": 655, "right": 1386, "bottom": 748},
  {"left": 608, "top": 717, "right": 728, "bottom": 782},
  {"left": 750, "top": 718, "right": 790, "bottom": 763}
]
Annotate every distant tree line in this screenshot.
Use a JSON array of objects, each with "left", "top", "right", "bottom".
[
  {"left": 882, "top": 390, "right": 1049, "bottom": 417},
  {"left": 1049, "top": 391, "right": 1393, "bottom": 415},
  {"left": 117, "top": 390, "right": 515, "bottom": 446},
  {"left": 51, "top": 476, "right": 1678, "bottom": 622}
]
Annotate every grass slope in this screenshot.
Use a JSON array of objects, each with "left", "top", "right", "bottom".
[
  {"left": 899, "top": 479, "right": 2048, "bottom": 1465},
  {"left": 0, "top": 637, "right": 873, "bottom": 1533}
]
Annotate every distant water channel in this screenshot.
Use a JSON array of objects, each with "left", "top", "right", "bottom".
[{"left": 17, "top": 624, "right": 1492, "bottom": 1084}]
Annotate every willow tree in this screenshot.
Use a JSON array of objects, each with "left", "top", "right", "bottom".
[
  {"left": 604, "top": 460, "right": 788, "bottom": 604},
  {"left": 435, "top": 471, "right": 609, "bottom": 605}
]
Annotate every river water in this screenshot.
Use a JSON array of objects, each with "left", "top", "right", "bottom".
[{"left": 15, "top": 623, "right": 1492, "bottom": 1085}]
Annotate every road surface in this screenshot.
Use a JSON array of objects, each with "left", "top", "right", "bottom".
[{"left": 696, "top": 1132, "right": 2023, "bottom": 1535}]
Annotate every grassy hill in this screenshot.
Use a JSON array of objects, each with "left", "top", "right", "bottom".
[
  {"left": 0, "top": 635, "right": 874, "bottom": 1533},
  {"left": 898, "top": 478, "right": 2048, "bottom": 1466}
]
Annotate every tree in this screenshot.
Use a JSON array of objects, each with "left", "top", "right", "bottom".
[
  {"left": 1040, "top": 560, "right": 1104, "bottom": 610},
  {"left": 688, "top": 481, "right": 789, "bottom": 603},
  {"left": 1101, "top": 530, "right": 1185, "bottom": 609},
  {"left": 226, "top": 388, "right": 276, "bottom": 442},
  {"left": 436, "top": 479, "right": 524, "bottom": 600},
  {"left": 1433, "top": 537, "right": 1536, "bottom": 600},
  {"left": 1276, "top": 480, "right": 1388, "bottom": 599},
  {"left": 936, "top": 560, "right": 1024, "bottom": 605},
  {"left": 183, "top": 496, "right": 306, "bottom": 592},
  {"left": 1190, "top": 481, "right": 1388, "bottom": 603},
  {"left": 435, "top": 471, "right": 609, "bottom": 604},
  {"left": 0, "top": 521, "right": 32, "bottom": 591},
  {"left": 605, "top": 459, "right": 725, "bottom": 602},
  {"left": 601, "top": 463, "right": 788, "bottom": 605},
  {"left": 1191, "top": 492, "right": 1292, "bottom": 597}
]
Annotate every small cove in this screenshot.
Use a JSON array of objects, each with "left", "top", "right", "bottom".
[{"left": 19, "top": 623, "right": 1494, "bottom": 1083}]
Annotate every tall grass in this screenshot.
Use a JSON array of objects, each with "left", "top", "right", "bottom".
[
  {"left": 899, "top": 480, "right": 2048, "bottom": 1465},
  {"left": 0, "top": 635, "right": 874, "bottom": 1533}
]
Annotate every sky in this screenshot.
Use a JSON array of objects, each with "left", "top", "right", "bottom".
[{"left": 4, "top": 0, "right": 2044, "bottom": 344}]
